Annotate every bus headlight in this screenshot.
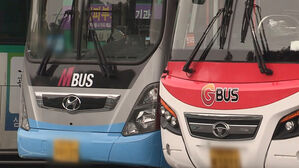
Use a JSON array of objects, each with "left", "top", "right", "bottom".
[
  {"left": 160, "top": 99, "right": 181, "bottom": 135},
  {"left": 122, "top": 83, "right": 160, "bottom": 136},
  {"left": 21, "top": 99, "right": 30, "bottom": 131},
  {"left": 273, "top": 110, "right": 299, "bottom": 140}
]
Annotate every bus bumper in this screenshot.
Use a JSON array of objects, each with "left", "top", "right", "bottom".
[
  {"left": 18, "top": 128, "right": 165, "bottom": 167},
  {"left": 162, "top": 129, "right": 299, "bottom": 168},
  {"left": 265, "top": 137, "right": 299, "bottom": 168},
  {"left": 161, "top": 129, "right": 195, "bottom": 168}
]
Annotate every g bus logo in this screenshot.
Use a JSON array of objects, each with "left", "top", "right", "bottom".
[
  {"left": 201, "top": 83, "right": 239, "bottom": 106},
  {"left": 201, "top": 84, "right": 216, "bottom": 106}
]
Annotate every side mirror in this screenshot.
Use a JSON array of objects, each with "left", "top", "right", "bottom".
[{"left": 192, "top": 0, "right": 206, "bottom": 5}]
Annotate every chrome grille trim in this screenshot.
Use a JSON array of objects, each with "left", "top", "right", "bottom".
[
  {"left": 185, "top": 113, "right": 263, "bottom": 140},
  {"left": 35, "top": 92, "right": 120, "bottom": 112},
  {"left": 189, "top": 122, "right": 257, "bottom": 135}
]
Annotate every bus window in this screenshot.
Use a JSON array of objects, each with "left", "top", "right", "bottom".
[{"left": 26, "top": 0, "right": 165, "bottom": 64}]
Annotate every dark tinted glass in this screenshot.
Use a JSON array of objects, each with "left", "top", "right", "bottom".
[
  {"left": 27, "top": 0, "right": 165, "bottom": 64},
  {"left": 0, "top": 0, "right": 30, "bottom": 44}
]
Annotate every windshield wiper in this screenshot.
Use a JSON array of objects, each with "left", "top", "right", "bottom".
[
  {"left": 220, "top": 0, "right": 234, "bottom": 49},
  {"left": 225, "top": 0, "right": 238, "bottom": 61},
  {"left": 199, "top": 0, "right": 234, "bottom": 61},
  {"left": 241, "top": 0, "right": 253, "bottom": 43},
  {"left": 88, "top": 10, "right": 116, "bottom": 78},
  {"left": 241, "top": 0, "right": 272, "bottom": 75},
  {"left": 183, "top": 9, "right": 224, "bottom": 73},
  {"left": 183, "top": 0, "right": 234, "bottom": 73},
  {"left": 37, "top": 9, "right": 73, "bottom": 76}
]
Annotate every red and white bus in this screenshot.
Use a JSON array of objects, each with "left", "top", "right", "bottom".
[{"left": 159, "top": 0, "right": 299, "bottom": 167}]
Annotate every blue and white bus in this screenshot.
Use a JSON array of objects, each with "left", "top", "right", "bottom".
[{"left": 18, "top": 0, "right": 177, "bottom": 167}]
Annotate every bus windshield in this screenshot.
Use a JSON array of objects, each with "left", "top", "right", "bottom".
[
  {"left": 27, "top": 0, "right": 164, "bottom": 64},
  {"left": 172, "top": 0, "right": 299, "bottom": 63}
]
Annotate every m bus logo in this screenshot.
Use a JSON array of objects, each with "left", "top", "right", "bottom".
[
  {"left": 201, "top": 83, "right": 239, "bottom": 106},
  {"left": 58, "top": 67, "right": 94, "bottom": 87}
]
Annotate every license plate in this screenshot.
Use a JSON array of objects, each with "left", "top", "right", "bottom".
[
  {"left": 210, "top": 148, "right": 240, "bottom": 168},
  {"left": 53, "top": 139, "right": 79, "bottom": 163}
]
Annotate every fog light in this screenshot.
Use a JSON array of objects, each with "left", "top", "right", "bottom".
[
  {"left": 160, "top": 106, "right": 166, "bottom": 116},
  {"left": 285, "top": 121, "right": 296, "bottom": 132},
  {"left": 123, "top": 122, "right": 139, "bottom": 135},
  {"left": 160, "top": 98, "right": 181, "bottom": 135},
  {"left": 136, "top": 110, "right": 155, "bottom": 129},
  {"left": 170, "top": 117, "right": 178, "bottom": 127},
  {"left": 165, "top": 111, "right": 172, "bottom": 121},
  {"left": 122, "top": 83, "right": 160, "bottom": 136}
]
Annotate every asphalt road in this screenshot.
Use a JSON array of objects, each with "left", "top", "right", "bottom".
[
  {"left": 0, "top": 163, "right": 149, "bottom": 168},
  {"left": 0, "top": 155, "right": 148, "bottom": 168},
  {"left": 0, "top": 154, "right": 149, "bottom": 168}
]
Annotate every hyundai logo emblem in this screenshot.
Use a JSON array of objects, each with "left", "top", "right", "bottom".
[
  {"left": 62, "top": 95, "right": 81, "bottom": 112},
  {"left": 212, "top": 122, "right": 230, "bottom": 138}
]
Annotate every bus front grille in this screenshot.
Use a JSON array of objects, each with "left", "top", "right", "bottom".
[{"left": 185, "top": 113, "right": 262, "bottom": 140}]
